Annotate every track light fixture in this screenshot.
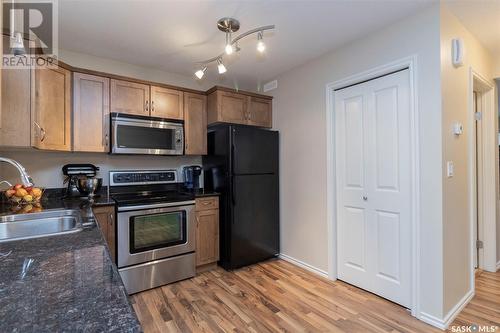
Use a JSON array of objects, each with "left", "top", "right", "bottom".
[
  {"left": 217, "top": 58, "right": 227, "bottom": 74},
  {"left": 194, "top": 18, "right": 275, "bottom": 79},
  {"left": 257, "top": 31, "right": 265, "bottom": 53},
  {"left": 194, "top": 66, "right": 207, "bottom": 79}
]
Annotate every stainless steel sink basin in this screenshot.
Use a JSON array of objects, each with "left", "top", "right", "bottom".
[{"left": 0, "top": 209, "right": 83, "bottom": 243}]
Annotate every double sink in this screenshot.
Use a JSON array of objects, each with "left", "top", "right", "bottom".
[{"left": 0, "top": 209, "right": 84, "bottom": 243}]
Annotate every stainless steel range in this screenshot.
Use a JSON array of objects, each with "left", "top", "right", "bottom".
[{"left": 109, "top": 170, "right": 195, "bottom": 294}]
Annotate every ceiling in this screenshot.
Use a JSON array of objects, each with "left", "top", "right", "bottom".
[
  {"left": 446, "top": 1, "right": 500, "bottom": 58},
  {"left": 59, "top": 0, "right": 433, "bottom": 91}
]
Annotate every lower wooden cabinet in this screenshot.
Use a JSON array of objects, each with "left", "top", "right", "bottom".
[
  {"left": 92, "top": 205, "right": 116, "bottom": 263},
  {"left": 195, "top": 196, "right": 219, "bottom": 268}
]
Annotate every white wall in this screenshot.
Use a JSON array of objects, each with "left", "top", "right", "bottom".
[
  {"left": 495, "top": 58, "right": 500, "bottom": 79},
  {"left": 440, "top": 5, "right": 496, "bottom": 314},
  {"left": 273, "top": 4, "right": 444, "bottom": 319}
]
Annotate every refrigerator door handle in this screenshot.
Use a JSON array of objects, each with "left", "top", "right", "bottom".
[{"left": 231, "top": 177, "right": 236, "bottom": 207}]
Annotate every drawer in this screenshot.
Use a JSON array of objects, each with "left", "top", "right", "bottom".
[{"left": 195, "top": 197, "right": 219, "bottom": 211}]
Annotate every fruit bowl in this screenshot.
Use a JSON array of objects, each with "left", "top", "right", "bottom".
[{"left": 3, "top": 184, "right": 44, "bottom": 205}]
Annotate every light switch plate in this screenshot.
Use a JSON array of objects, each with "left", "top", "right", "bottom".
[{"left": 447, "top": 161, "right": 454, "bottom": 178}]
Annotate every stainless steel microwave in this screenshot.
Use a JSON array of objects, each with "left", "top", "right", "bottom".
[{"left": 111, "top": 113, "right": 184, "bottom": 155}]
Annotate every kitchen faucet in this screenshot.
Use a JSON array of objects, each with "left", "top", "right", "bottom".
[{"left": 0, "top": 157, "right": 33, "bottom": 188}]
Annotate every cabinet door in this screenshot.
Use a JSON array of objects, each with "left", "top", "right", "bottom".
[
  {"left": 218, "top": 91, "right": 248, "bottom": 124},
  {"left": 110, "top": 79, "right": 150, "bottom": 116},
  {"left": 32, "top": 66, "right": 71, "bottom": 151},
  {"left": 247, "top": 97, "right": 272, "bottom": 128},
  {"left": 73, "top": 73, "right": 110, "bottom": 152},
  {"left": 1, "top": 66, "right": 31, "bottom": 147},
  {"left": 151, "top": 86, "right": 183, "bottom": 119},
  {"left": 93, "top": 205, "right": 116, "bottom": 263},
  {"left": 196, "top": 209, "right": 219, "bottom": 266},
  {"left": 184, "top": 92, "right": 207, "bottom": 155}
]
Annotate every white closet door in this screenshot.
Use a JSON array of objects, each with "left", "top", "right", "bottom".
[{"left": 335, "top": 69, "right": 411, "bottom": 308}]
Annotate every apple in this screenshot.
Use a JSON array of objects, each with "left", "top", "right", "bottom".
[
  {"left": 13, "top": 184, "right": 23, "bottom": 190},
  {"left": 15, "top": 188, "right": 28, "bottom": 197},
  {"left": 31, "top": 188, "right": 42, "bottom": 198},
  {"left": 5, "top": 189, "right": 16, "bottom": 198},
  {"left": 23, "top": 195, "right": 33, "bottom": 202},
  {"left": 24, "top": 186, "right": 33, "bottom": 192}
]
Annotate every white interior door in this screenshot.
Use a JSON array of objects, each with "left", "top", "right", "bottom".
[{"left": 335, "top": 69, "right": 411, "bottom": 308}]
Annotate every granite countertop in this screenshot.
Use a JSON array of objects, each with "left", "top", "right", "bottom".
[{"left": 0, "top": 191, "right": 141, "bottom": 332}]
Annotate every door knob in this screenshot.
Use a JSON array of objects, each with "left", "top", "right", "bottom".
[{"left": 363, "top": 196, "right": 368, "bottom": 201}]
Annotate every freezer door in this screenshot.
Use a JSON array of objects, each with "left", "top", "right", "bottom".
[
  {"left": 230, "top": 174, "right": 279, "bottom": 269},
  {"left": 232, "top": 126, "right": 278, "bottom": 175}
]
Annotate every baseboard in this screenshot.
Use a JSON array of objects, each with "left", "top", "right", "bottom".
[
  {"left": 419, "top": 289, "right": 474, "bottom": 330},
  {"left": 278, "top": 253, "right": 329, "bottom": 278}
]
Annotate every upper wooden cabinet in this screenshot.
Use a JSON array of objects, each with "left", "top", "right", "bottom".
[
  {"left": 110, "top": 79, "right": 150, "bottom": 116},
  {"left": 151, "top": 86, "right": 183, "bottom": 120},
  {"left": 207, "top": 87, "right": 272, "bottom": 128},
  {"left": 1, "top": 66, "right": 32, "bottom": 147},
  {"left": 184, "top": 92, "right": 207, "bottom": 155},
  {"left": 73, "top": 73, "right": 110, "bottom": 152},
  {"left": 248, "top": 97, "right": 272, "bottom": 128},
  {"left": 32, "top": 65, "right": 71, "bottom": 151}
]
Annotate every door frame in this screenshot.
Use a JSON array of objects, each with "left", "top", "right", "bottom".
[
  {"left": 468, "top": 69, "right": 497, "bottom": 275},
  {"left": 325, "top": 55, "right": 420, "bottom": 316}
]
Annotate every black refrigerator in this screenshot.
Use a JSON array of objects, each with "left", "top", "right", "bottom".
[{"left": 203, "top": 124, "right": 279, "bottom": 270}]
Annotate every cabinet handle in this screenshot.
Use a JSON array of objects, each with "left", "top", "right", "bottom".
[
  {"left": 109, "top": 213, "right": 113, "bottom": 226},
  {"left": 151, "top": 101, "right": 154, "bottom": 112},
  {"left": 145, "top": 101, "right": 149, "bottom": 112},
  {"left": 105, "top": 134, "right": 109, "bottom": 147},
  {"left": 196, "top": 215, "right": 199, "bottom": 227},
  {"left": 34, "top": 121, "right": 46, "bottom": 142}
]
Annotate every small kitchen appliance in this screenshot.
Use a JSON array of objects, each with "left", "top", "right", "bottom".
[
  {"left": 62, "top": 164, "right": 100, "bottom": 198},
  {"left": 182, "top": 165, "right": 202, "bottom": 190},
  {"left": 109, "top": 169, "right": 195, "bottom": 294}
]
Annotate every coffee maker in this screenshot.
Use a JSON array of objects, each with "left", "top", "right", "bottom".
[{"left": 183, "top": 165, "right": 202, "bottom": 191}]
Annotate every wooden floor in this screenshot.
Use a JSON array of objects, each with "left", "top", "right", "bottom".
[{"left": 131, "top": 259, "right": 500, "bottom": 333}]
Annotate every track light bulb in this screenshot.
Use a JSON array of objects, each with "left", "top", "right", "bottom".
[
  {"left": 217, "top": 58, "right": 227, "bottom": 74},
  {"left": 195, "top": 66, "right": 207, "bottom": 79},
  {"left": 225, "top": 32, "right": 233, "bottom": 55},
  {"left": 257, "top": 32, "right": 265, "bottom": 53}
]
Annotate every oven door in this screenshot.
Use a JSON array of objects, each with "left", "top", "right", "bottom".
[
  {"left": 117, "top": 202, "right": 195, "bottom": 268},
  {"left": 111, "top": 114, "right": 184, "bottom": 155}
]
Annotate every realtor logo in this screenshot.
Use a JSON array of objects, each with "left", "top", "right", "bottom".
[{"left": 2, "top": 0, "right": 58, "bottom": 69}]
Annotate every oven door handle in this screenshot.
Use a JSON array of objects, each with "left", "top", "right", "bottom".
[{"left": 117, "top": 201, "right": 195, "bottom": 212}]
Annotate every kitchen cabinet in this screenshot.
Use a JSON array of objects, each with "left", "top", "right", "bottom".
[
  {"left": 73, "top": 73, "right": 110, "bottom": 152},
  {"left": 110, "top": 79, "right": 150, "bottom": 116},
  {"left": 208, "top": 90, "right": 247, "bottom": 125},
  {"left": 207, "top": 87, "right": 272, "bottom": 128},
  {"left": 195, "top": 196, "right": 219, "bottom": 269},
  {"left": 150, "top": 86, "right": 183, "bottom": 119},
  {"left": 247, "top": 96, "right": 272, "bottom": 128},
  {"left": 32, "top": 65, "right": 71, "bottom": 151},
  {"left": 0, "top": 66, "right": 32, "bottom": 147},
  {"left": 111, "top": 79, "right": 186, "bottom": 120},
  {"left": 92, "top": 205, "right": 116, "bottom": 263},
  {"left": 184, "top": 92, "right": 207, "bottom": 155}
]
